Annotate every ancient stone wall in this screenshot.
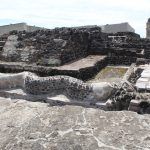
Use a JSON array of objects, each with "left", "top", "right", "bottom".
[
  {"left": 0, "top": 56, "right": 108, "bottom": 81},
  {"left": 106, "top": 32, "right": 149, "bottom": 65},
  {"left": 1, "top": 25, "right": 150, "bottom": 71},
  {"left": 0, "top": 27, "right": 92, "bottom": 66}
]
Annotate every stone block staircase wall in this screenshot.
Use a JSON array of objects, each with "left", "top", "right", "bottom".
[
  {"left": 105, "top": 32, "right": 148, "bottom": 65},
  {"left": 0, "top": 34, "right": 8, "bottom": 53}
]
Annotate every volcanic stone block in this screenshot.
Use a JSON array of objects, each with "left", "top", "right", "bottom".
[{"left": 128, "top": 99, "right": 140, "bottom": 112}]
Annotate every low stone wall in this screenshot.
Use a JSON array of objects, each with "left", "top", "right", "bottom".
[
  {"left": 108, "top": 56, "right": 137, "bottom": 65},
  {"left": 0, "top": 56, "right": 108, "bottom": 80},
  {"left": 122, "top": 63, "right": 136, "bottom": 81}
]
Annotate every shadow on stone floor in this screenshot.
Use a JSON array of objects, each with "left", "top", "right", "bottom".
[
  {"left": 0, "top": 89, "right": 107, "bottom": 110},
  {"left": 1, "top": 89, "right": 150, "bottom": 114}
]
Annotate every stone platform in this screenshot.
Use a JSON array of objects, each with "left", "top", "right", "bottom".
[
  {"left": 0, "top": 55, "right": 107, "bottom": 80},
  {"left": 53, "top": 55, "right": 106, "bottom": 70}
]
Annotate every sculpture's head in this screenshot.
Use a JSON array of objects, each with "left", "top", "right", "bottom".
[{"left": 91, "top": 82, "right": 117, "bottom": 101}]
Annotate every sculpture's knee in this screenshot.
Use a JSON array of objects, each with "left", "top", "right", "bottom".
[
  {"left": 91, "top": 82, "right": 116, "bottom": 101},
  {"left": 0, "top": 72, "right": 25, "bottom": 89}
]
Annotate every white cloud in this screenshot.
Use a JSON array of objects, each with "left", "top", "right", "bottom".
[{"left": 0, "top": 0, "right": 149, "bottom": 37}]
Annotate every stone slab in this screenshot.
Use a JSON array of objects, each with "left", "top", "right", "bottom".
[
  {"left": 135, "top": 65, "right": 150, "bottom": 91},
  {"left": 146, "top": 83, "right": 150, "bottom": 90},
  {"left": 53, "top": 55, "right": 107, "bottom": 70},
  {"left": 141, "top": 72, "right": 150, "bottom": 78},
  {"left": 135, "top": 81, "right": 147, "bottom": 90},
  {"left": 137, "top": 77, "right": 149, "bottom": 82}
]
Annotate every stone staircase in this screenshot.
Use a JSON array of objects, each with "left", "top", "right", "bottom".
[
  {"left": 0, "top": 41, "right": 5, "bottom": 51},
  {"left": 0, "top": 35, "right": 8, "bottom": 52}
]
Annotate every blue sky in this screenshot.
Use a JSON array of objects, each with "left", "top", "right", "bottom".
[{"left": 0, "top": 0, "right": 150, "bottom": 37}]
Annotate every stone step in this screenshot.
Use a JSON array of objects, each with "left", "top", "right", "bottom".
[
  {"left": 0, "top": 41, "right": 5, "bottom": 46},
  {"left": 0, "top": 46, "right": 3, "bottom": 50},
  {"left": 0, "top": 38, "right": 7, "bottom": 41},
  {"left": 128, "top": 99, "right": 140, "bottom": 112}
]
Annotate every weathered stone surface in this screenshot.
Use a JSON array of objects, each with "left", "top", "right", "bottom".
[{"left": 0, "top": 98, "right": 150, "bottom": 150}]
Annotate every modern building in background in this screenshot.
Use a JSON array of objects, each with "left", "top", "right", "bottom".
[
  {"left": 0, "top": 23, "right": 44, "bottom": 35},
  {"left": 0, "top": 22, "right": 136, "bottom": 36},
  {"left": 101, "top": 22, "right": 135, "bottom": 33},
  {"left": 146, "top": 18, "right": 150, "bottom": 39}
]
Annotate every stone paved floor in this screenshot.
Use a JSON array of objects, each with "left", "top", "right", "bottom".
[
  {"left": 53, "top": 55, "right": 107, "bottom": 70},
  {"left": 0, "top": 55, "right": 107, "bottom": 71}
]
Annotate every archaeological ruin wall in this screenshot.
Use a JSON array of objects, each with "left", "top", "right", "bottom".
[
  {"left": 0, "top": 28, "right": 92, "bottom": 66},
  {"left": 0, "top": 26, "right": 150, "bottom": 79}
]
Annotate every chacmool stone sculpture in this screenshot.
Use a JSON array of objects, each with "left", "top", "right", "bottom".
[
  {"left": 0, "top": 25, "right": 150, "bottom": 113},
  {"left": 0, "top": 71, "right": 117, "bottom": 102}
]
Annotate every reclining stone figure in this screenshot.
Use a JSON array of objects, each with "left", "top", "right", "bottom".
[{"left": 0, "top": 72, "right": 116, "bottom": 102}]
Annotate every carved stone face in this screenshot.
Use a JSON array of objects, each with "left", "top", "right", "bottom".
[{"left": 91, "top": 82, "right": 116, "bottom": 101}]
